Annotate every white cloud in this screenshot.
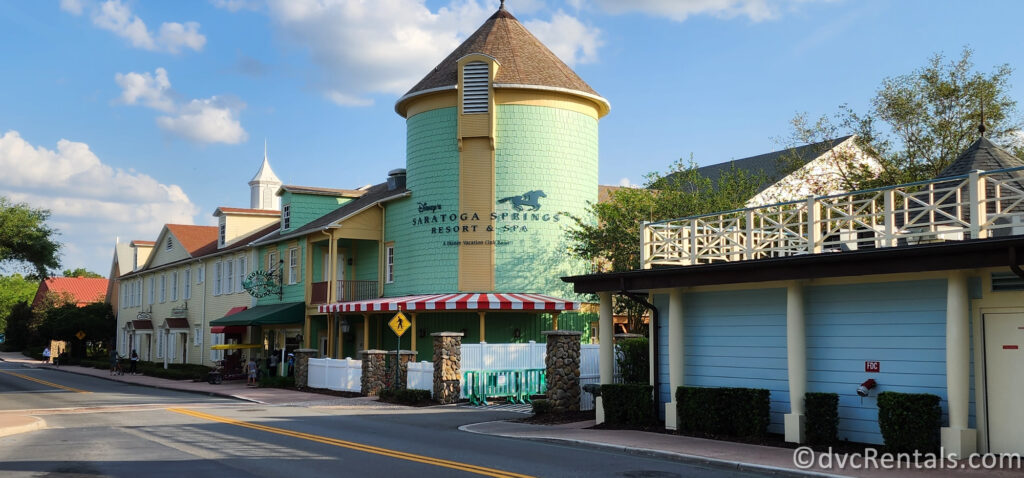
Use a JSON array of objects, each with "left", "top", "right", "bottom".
[
  {"left": 262, "top": 0, "right": 598, "bottom": 106},
  {"left": 588, "top": 0, "right": 787, "bottom": 22},
  {"left": 618, "top": 177, "right": 638, "bottom": 188},
  {"left": 0, "top": 131, "right": 198, "bottom": 272},
  {"left": 80, "top": 0, "right": 206, "bottom": 53},
  {"left": 156, "top": 98, "right": 249, "bottom": 145},
  {"left": 114, "top": 68, "right": 174, "bottom": 112},
  {"left": 525, "top": 11, "right": 602, "bottom": 65},
  {"left": 116, "top": 68, "right": 248, "bottom": 144},
  {"left": 59, "top": 0, "right": 85, "bottom": 16}
]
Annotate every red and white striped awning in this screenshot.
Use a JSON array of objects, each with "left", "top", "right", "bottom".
[{"left": 317, "top": 293, "right": 580, "bottom": 313}]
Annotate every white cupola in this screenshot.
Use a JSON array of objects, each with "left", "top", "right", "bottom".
[{"left": 249, "top": 140, "right": 282, "bottom": 210}]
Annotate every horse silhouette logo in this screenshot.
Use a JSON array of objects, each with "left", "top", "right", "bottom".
[{"left": 497, "top": 190, "right": 546, "bottom": 211}]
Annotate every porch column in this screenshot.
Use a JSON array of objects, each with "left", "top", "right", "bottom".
[
  {"left": 478, "top": 312, "right": 486, "bottom": 342},
  {"left": 303, "top": 314, "right": 311, "bottom": 349},
  {"left": 596, "top": 291, "right": 614, "bottom": 424},
  {"left": 785, "top": 282, "right": 807, "bottom": 443},
  {"left": 551, "top": 311, "right": 560, "bottom": 330},
  {"left": 363, "top": 314, "right": 370, "bottom": 353},
  {"left": 327, "top": 313, "right": 335, "bottom": 358},
  {"left": 410, "top": 313, "right": 417, "bottom": 352},
  {"left": 942, "top": 271, "right": 976, "bottom": 457},
  {"left": 665, "top": 288, "right": 684, "bottom": 430}
]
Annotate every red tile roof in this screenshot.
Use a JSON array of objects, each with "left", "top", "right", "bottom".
[
  {"left": 32, "top": 277, "right": 109, "bottom": 308},
  {"left": 165, "top": 224, "right": 218, "bottom": 256},
  {"left": 131, "top": 240, "right": 155, "bottom": 246}
]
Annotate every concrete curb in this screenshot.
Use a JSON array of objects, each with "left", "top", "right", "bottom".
[
  {"left": 459, "top": 421, "right": 848, "bottom": 478},
  {"left": 0, "top": 416, "right": 46, "bottom": 438}
]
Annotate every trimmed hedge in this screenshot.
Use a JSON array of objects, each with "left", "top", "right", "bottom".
[
  {"left": 805, "top": 392, "right": 839, "bottom": 446},
  {"left": 378, "top": 388, "right": 433, "bottom": 405},
  {"left": 677, "top": 386, "right": 770, "bottom": 439},
  {"left": 877, "top": 391, "right": 941, "bottom": 453},
  {"left": 601, "top": 384, "right": 654, "bottom": 426},
  {"left": 259, "top": 375, "right": 295, "bottom": 389},
  {"left": 615, "top": 337, "right": 649, "bottom": 384},
  {"left": 531, "top": 399, "right": 553, "bottom": 415}
]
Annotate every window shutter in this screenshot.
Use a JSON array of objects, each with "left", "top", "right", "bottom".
[{"left": 461, "top": 61, "right": 489, "bottom": 114}]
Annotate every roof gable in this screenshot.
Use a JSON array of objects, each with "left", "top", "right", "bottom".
[{"left": 33, "top": 277, "right": 108, "bottom": 307}]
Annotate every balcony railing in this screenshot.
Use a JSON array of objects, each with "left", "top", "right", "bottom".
[
  {"left": 641, "top": 168, "right": 1024, "bottom": 269},
  {"left": 311, "top": 280, "right": 379, "bottom": 304}
]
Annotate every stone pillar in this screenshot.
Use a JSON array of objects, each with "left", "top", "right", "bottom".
[
  {"left": 432, "top": 332, "right": 463, "bottom": 404},
  {"left": 942, "top": 271, "right": 977, "bottom": 457},
  {"left": 785, "top": 282, "right": 807, "bottom": 444},
  {"left": 293, "top": 348, "right": 318, "bottom": 389},
  {"left": 543, "top": 330, "right": 582, "bottom": 413},
  {"left": 387, "top": 350, "right": 418, "bottom": 390},
  {"left": 360, "top": 349, "right": 387, "bottom": 397}
]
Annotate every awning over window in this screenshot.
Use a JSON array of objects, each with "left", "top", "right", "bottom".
[
  {"left": 164, "top": 318, "right": 190, "bottom": 329},
  {"left": 210, "top": 306, "right": 249, "bottom": 333},
  {"left": 318, "top": 293, "right": 580, "bottom": 313},
  {"left": 209, "top": 302, "right": 305, "bottom": 326},
  {"left": 130, "top": 319, "right": 153, "bottom": 330}
]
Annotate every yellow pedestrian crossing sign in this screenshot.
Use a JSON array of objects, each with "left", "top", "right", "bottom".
[{"left": 388, "top": 311, "right": 411, "bottom": 337}]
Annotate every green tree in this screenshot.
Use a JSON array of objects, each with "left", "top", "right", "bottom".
[
  {"left": 0, "top": 197, "right": 61, "bottom": 279},
  {"left": 788, "top": 47, "right": 1022, "bottom": 189},
  {"left": 3, "top": 301, "right": 35, "bottom": 350},
  {"left": 62, "top": 268, "right": 103, "bottom": 278},
  {"left": 0, "top": 274, "right": 39, "bottom": 333},
  {"left": 37, "top": 302, "right": 114, "bottom": 358},
  {"left": 566, "top": 160, "right": 765, "bottom": 335}
]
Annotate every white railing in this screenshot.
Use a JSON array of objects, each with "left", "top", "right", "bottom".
[
  {"left": 407, "top": 361, "right": 433, "bottom": 390},
  {"left": 642, "top": 168, "right": 1024, "bottom": 268},
  {"left": 460, "top": 341, "right": 547, "bottom": 371},
  {"left": 307, "top": 357, "right": 362, "bottom": 392}
]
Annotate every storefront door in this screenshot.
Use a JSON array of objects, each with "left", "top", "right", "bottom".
[{"left": 984, "top": 312, "right": 1024, "bottom": 454}]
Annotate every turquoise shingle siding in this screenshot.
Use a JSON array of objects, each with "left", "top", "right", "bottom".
[
  {"left": 255, "top": 241, "right": 307, "bottom": 306},
  {"left": 805, "top": 280, "right": 949, "bottom": 444},
  {"left": 281, "top": 191, "right": 353, "bottom": 233},
  {"left": 354, "top": 239, "right": 378, "bottom": 281},
  {"left": 385, "top": 107, "right": 460, "bottom": 295}
]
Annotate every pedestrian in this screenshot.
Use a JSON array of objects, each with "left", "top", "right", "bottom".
[
  {"left": 109, "top": 348, "right": 119, "bottom": 375},
  {"left": 129, "top": 350, "right": 139, "bottom": 375},
  {"left": 287, "top": 353, "right": 295, "bottom": 377},
  {"left": 42, "top": 347, "right": 51, "bottom": 364},
  {"left": 246, "top": 355, "right": 258, "bottom": 386}
]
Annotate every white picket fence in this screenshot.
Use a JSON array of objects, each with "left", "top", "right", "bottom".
[
  {"left": 307, "top": 357, "right": 362, "bottom": 392},
  {"left": 407, "top": 361, "right": 433, "bottom": 390},
  {"left": 460, "top": 341, "right": 547, "bottom": 371}
]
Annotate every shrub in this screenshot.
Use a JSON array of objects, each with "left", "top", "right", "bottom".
[
  {"left": 378, "top": 388, "right": 433, "bottom": 405},
  {"left": 805, "top": 392, "right": 839, "bottom": 446},
  {"left": 615, "top": 337, "right": 649, "bottom": 384},
  {"left": 601, "top": 384, "right": 654, "bottom": 426},
  {"left": 677, "top": 386, "right": 770, "bottom": 439},
  {"left": 877, "top": 391, "right": 941, "bottom": 454},
  {"left": 259, "top": 375, "right": 295, "bottom": 389},
  {"left": 135, "top": 362, "right": 213, "bottom": 381},
  {"left": 531, "top": 399, "right": 553, "bottom": 415}
]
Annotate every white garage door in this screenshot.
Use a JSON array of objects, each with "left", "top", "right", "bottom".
[{"left": 984, "top": 312, "right": 1024, "bottom": 454}]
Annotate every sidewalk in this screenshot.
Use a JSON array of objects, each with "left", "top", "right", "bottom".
[{"left": 463, "top": 421, "right": 1023, "bottom": 478}]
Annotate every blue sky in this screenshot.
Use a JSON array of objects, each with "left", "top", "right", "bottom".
[{"left": 1, "top": 0, "right": 1022, "bottom": 276}]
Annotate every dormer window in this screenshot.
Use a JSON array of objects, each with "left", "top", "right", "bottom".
[
  {"left": 166, "top": 237, "right": 173, "bottom": 251},
  {"left": 462, "top": 61, "right": 489, "bottom": 114},
  {"left": 282, "top": 204, "right": 291, "bottom": 230},
  {"left": 219, "top": 219, "right": 226, "bottom": 246}
]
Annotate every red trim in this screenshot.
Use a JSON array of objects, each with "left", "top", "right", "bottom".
[
  {"left": 210, "top": 325, "right": 246, "bottom": 334},
  {"left": 317, "top": 293, "right": 581, "bottom": 313},
  {"left": 224, "top": 306, "right": 248, "bottom": 316},
  {"left": 1003, "top": 345, "right": 1019, "bottom": 350}
]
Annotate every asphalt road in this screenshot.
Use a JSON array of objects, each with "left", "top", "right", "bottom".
[{"left": 0, "top": 362, "right": 769, "bottom": 477}]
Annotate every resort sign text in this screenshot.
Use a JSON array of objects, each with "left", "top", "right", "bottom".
[{"left": 411, "top": 190, "right": 560, "bottom": 244}]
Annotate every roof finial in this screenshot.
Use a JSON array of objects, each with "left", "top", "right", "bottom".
[
  {"left": 264, "top": 138, "right": 268, "bottom": 160},
  {"left": 499, "top": 0, "right": 505, "bottom": 10},
  {"left": 979, "top": 102, "right": 987, "bottom": 137}
]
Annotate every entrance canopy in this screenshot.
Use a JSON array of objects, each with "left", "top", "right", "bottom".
[
  {"left": 317, "top": 293, "right": 580, "bottom": 313},
  {"left": 209, "top": 302, "right": 305, "bottom": 326}
]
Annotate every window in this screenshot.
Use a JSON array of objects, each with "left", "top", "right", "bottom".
[
  {"left": 134, "top": 280, "right": 141, "bottom": 307},
  {"left": 210, "top": 334, "right": 224, "bottom": 361},
  {"left": 219, "top": 220, "right": 226, "bottom": 246},
  {"left": 238, "top": 257, "right": 247, "bottom": 291},
  {"left": 159, "top": 274, "right": 166, "bottom": 303},
  {"left": 282, "top": 204, "right": 291, "bottom": 229},
  {"left": 385, "top": 244, "right": 395, "bottom": 284},
  {"left": 193, "top": 327, "right": 202, "bottom": 346},
  {"left": 184, "top": 268, "right": 191, "bottom": 300},
  {"left": 166, "top": 237, "right": 173, "bottom": 251},
  {"left": 156, "top": 331, "right": 164, "bottom": 359},
  {"left": 120, "top": 283, "right": 126, "bottom": 309},
  {"left": 268, "top": 251, "right": 279, "bottom": 273},
  {"left": 288, "top": 248, "right": 299, "bottom": 284},
  {"left": 226, "top": 260, "right": 234, "bottom": 294},
  {"left": 148, "top": 277, "right": 154, "bottom": 305},
  {"left": 170, "top": 271, "right": 178, "bottom": 301},
  {"left": 461, "top": 61, "right": 489, "bottom": 114},
  {"left": 197, "top": 265, "right": 204, "bottom": 284},
  {"left": 213, "top": 261, "right": 223, "bottom": 295}
]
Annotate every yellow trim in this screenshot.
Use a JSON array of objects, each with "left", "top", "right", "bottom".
[
  {"left": 495, "top": 90, "right": 600, "bottom": 120},
  {"left": 403, "top": 91, "right": 457, "bottom": 118},
  {"left": 411, "top": 313, "right": 417, "bottom": 352},
  {"left": 478, "top": 311, "right": 486, "bottom": 342},
  {"left": 168, "top": 408, "right": 533, "bottom": 478},
  {"left": 458, "top": 138, "right": 496, "bottom": 291}
]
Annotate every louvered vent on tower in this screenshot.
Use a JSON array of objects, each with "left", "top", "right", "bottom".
[{"left": 462, "top": 61, "right": 489, "bottom": 114}]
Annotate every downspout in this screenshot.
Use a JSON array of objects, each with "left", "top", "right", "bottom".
[
  {"left": 616, "top": 278, "right": 661, "bottom": 424},
  {"left": 377, "top": 203, "right": 386, "bottom": 298}
]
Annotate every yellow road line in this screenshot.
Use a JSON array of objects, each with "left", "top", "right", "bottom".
[
  {"left": 0, "top": 370, "right": 91, "bottom": 394},
  {"left": 168, "top": 408, "right": 534, "bottom": 478}
]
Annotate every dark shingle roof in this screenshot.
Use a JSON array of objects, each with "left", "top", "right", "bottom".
[
  {"left": 691, "top": 136, "right": 853, "bottom": 192},
  {"left": 936, "top": 137, "right": 1024, "bottom": 178},
  {"left": 396, "top": 6, "right": 606, "bottom": 114},
  {"left": 253, "top": 182, "right": 409, "bottom": 246}
]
